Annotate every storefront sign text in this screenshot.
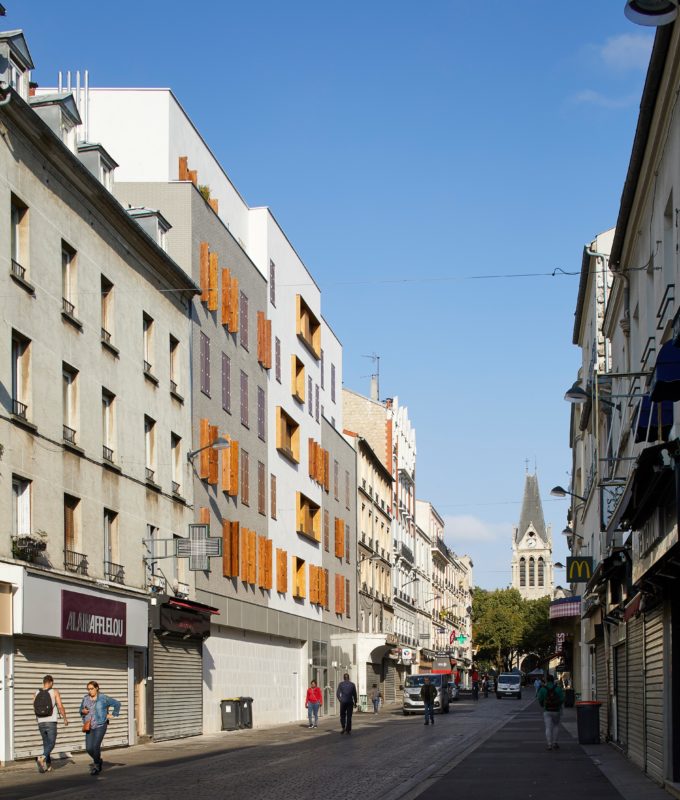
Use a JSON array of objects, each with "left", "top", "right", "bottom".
[{"left": 61, "top": 590, "right": 127, "bottom": 645}]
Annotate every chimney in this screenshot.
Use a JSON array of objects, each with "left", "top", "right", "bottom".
[
  {"left": 370, "top": 374, "right": 379, "bottom": 402},
  {"left": 29, "top": 81, "right": 38, "bottom": 97}
]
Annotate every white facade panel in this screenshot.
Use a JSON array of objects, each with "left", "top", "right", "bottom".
[{"left": 203, "top": 626, "right": 306, "bottom": 730}]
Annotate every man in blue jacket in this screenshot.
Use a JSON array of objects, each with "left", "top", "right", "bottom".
[{"left": 336, "top": 673, "right": 357, "bottom": 735}]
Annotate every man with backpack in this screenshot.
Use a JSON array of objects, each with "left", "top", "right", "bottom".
[
  {"left": 537, "top": 674, "right": 564, "bottom": 750},
  {"left": 33, "top": 675, "right": 68, "bottom": 772}
]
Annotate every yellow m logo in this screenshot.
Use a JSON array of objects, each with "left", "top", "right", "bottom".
[{"left": 567, "top": 557, "right": 593, "bottom": 582}]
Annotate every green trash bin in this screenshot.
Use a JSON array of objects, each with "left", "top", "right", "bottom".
[
  {"left": 220, "top": 698, "right": 241, "bottom": 731},
  {"left": 576, "top": 701, "right": 601, "bottom": 744},
  {"left": 239, "top": 697, "right": 254, "bottom": 729}
]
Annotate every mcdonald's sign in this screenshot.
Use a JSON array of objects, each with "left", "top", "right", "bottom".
[{"left": 566, "top": 557, "right": 593, "bottom": 583}]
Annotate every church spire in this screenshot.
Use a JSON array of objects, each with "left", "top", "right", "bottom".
[{"left": 516, "top": 473, "right": 547, "bottom": 544}]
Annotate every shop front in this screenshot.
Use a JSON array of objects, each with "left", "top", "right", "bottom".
[
  {"left": 148, "top": 595, "right": 217, "bottom": 741},
  {"left": 1, "top": 567, "right": 147, "bottom": 762}
]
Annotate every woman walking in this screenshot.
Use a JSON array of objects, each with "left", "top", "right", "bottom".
[
  {"left": 79, "top": 680, "right": 121, "bottom": 775},
  {"left": 305, "top": 679, "right": 322, "bottom": 728}
]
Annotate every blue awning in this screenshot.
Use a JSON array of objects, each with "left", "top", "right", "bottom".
[
  {"left": 634, "top": 394, "right": 673, "bottom": 443},
  {"left": 649, "top": 341, "right": 680, "bottom": 401}
]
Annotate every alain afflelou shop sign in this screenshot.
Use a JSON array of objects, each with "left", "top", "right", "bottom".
[{"left": 61, "top": 589, "right": 127, "bottom": 646}]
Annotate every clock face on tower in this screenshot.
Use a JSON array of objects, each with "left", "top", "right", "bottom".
[{"left": 526, "top": 537, "right": 536, "bottom": 549}]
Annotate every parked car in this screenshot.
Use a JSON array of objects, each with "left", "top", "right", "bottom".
[
  {"left": 496, "top": 673, "right": 522, "bottom": 699},
  {"left": 402, "top": 674, "right": 450, "bottom": 715},
  {"left": 447, "top": 681, "right": 460, "bottom": 702}
]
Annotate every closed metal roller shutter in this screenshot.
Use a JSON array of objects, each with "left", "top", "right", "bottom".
[
  {"left": 384, "top": 661, "right": 397, "bottom": 703},
  {"left": 644, "top": 606, "right": 664, "bottom": 784},
  {"left": 13, "top": 637, "right": 128, "bottom": 760},
  {"left": 614, "top": 643, "right": 626, "bottom": 747},
  {"left": 152, "top": 634, "right": 202, "bottom": 741},
  {"left": 595, "top": 642, "right": 608, "bottom": 740},
  {"left": 627, "top": 615, "right": 644, "bottom": 768}
]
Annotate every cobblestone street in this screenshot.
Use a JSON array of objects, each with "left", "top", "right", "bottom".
[{"left": 0, "top": 696, "right": 519, "bottom": 800}]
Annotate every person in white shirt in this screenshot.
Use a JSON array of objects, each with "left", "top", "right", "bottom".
[{"left": 34, "top": 675, "right": 68, "bottom": 773}]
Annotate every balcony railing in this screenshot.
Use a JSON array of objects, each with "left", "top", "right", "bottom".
[
  {"left": 171, "top": 481, "right": 181, "bottom": 495},
  {"left": 104, "top": 560, "right": 125, "bottom": 584},
  {"left": 103, "top": 445, "right": 114, "bottom": 463},
  {"left": 101, "top": 327, "right": 112, "bottom": 344},
  {"left": 11, "top": 259, "right": 25, "bottom": 280},
  {"left": 62, "top": 297, "right": 75, "bottom": 316},
  {"left": 12, "top": 398, "right": 27, "bottom": 419},
  {"left": 147, "top": 572, "right": 167, "bottom": 593},
  {"left": 145, "top": 467, "right": 156, "bottom": 482},
  {"left": 170, "top": 379, "right": 178, "bottom": 394},
  {"left": 63, "top": 425, "right": 76, "bottom": 445},
  {"left": 64, "top": 548, "right": 88, "bottom": 575},
  {"left": 143, "top": 360, "right": 152, "bottom": 374},
  {"left": 400, "top": 542, "right": 414, "bottom": 564}
]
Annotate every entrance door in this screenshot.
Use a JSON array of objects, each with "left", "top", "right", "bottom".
[{"left": 313, "top": 667, "right": 329, "bottom": 715}]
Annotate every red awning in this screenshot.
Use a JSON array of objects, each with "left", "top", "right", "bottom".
[
  {"left": 167, "top": 598, "right": 220, "bottom": 615},
  {"left": 623, "top": 593, "right": 642, "bottom": 622}
]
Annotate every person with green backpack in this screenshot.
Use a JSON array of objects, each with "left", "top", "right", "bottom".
[{"left": 537, "top": 674, "right": 564, "bottom": 750}]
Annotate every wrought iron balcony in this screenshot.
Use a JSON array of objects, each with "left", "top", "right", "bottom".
[
  {"left": 63, "top": 425, "right": 77, "bottom": 445},
  {"left": 103, "top": 445, "right": 114, "bottom": 463},
  {"left": 145, "top": 467, "right": 156, "bottom": 482},
  {"left": 104, "top": 560, "right": 125, "bottom": 584},
  {"left": 64, "top": 548, "right": 88, "bottom": 575},
  {"left": 11, "top": 259, "right": 25, "bottom": 280},
  {"left": 12, "top": 398, "right": 27, "bottom": 419},
  {"left": 400, "top": 542, "right": 414, "bottom": 564},
  {"left": 62, "top": 297, "right": 75, "bottom": 316},
  {"left": 171, "top": 481, "right": 181, "bottom": 495}
]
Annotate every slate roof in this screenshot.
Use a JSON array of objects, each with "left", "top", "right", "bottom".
[{"left": 516, "top": 473, "right": 548, "bottom": 544}]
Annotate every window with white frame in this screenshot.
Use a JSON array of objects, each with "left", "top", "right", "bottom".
[
  {"left": 11, "top": 329, "right": 30, "bottom": 419},
  {"left": 103, "top": 508, "right": 119, "bottom": 569},
  {"left": 171, "top": 433, "right": 182, "bottom": 494},
  {"left": 101, "top": 275, "right": 114, "bottom": 344},
  {"left": 62, "top": 363, "right": 79, "bottom": 445},
  {"left": 12, "top": 476, "right": 31, "bottom": 537},
  {"left": 10, "top": 195, "right": 28, "bottom": 277},
  {"left": 143, "top": 312, "right": 154, "bottom": 373},
  {"left": 102, "top": 388, "right": 115, "bottom": 462},
  {"left": 62, "top": 242, "right": 77, "bottom": 317},
  {"left": 144, "top": 415, "right": 156, "bottom": 482},
  {"left": 169, "top": 335, "right": 181, "bottom": 395}
]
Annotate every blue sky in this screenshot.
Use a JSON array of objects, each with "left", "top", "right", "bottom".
[{"left": 17, "top": 1, "right": 653, "bottom": 588}]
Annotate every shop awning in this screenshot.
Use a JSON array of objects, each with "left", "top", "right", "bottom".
[
  {"left": 167, "top": 597, "right": 220, "bottom": 615},
  {"left": 623, "top": 593, "right": 642, "bottom": 622},
  {"left": 650, "top": 341, "right": 680, "bottom": 402},
  {"left": 635, "top": 395, "right": 673, "bottom": 443}
]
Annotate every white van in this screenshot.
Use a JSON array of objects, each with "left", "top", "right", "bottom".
[
  {"left": 496, "top": 673, "right": 522, "bottom": 699},
  {"left": 402, "top": 674, "right": 450, "bottom": 715}
]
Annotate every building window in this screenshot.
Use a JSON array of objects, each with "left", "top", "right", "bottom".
[
  {"left": 269, "top": 260, "right": 276, "bottom": 306},
  {"left": 101, "top": 276, "right": 114, "bottom": 344},
  {"left": 538, "top": 557, "right": 545, "bottom": 588},
  {"left": 345, "top": 470, "right": 350, "bottom": 509},
  {"left": 102, "top": 389, "right": 115, "bottom": 462},
  {"left": 315, "top": 385, "right": 320, "bottom": 422},
  {"left": 528, "top": 557, "right": 535, "bottom": 587},
  {"left": 64, "top": 494, "right": 80, "bottom": 553},
  {"left": 10, "top": 195, "right": 29, "bottom": 277},
  {"left": 12, "top": 476, "right": 31, "bottom": 536},
  {"left": 61, "top": 242, "right": 77, "bottom": 317},
  {"left": 103, "top": 509, "right": 119, "bottom": 575},
  {"left": 271, "top": 474, "right": 277, "bottom": 519},
  {"left": 275, "top": 337, "right": 281, "bottom": 383},
  {"left": 169, "top": 335, "right": 180, "bottom": 395},
  {"left": 62, "top": 363, "right": 79, "bottom": 445},
  {"left": 240, "top": 370, "right": 249, "bottom": 428},
  {"left": 143, "top": 313, "right": 154, "bottom": 374},
  {"left": 308, "top": 376, "right": 313, "bottom": 416},
  {"left": 258, "top": 461, "right": 266, "bottom": 515},
  {"left": 171, "top": 433, "right": 182, "bottom": 495},
  {"left": 296, "top": 294, "right": 320, "bottom": 358},
  {"left": 331, "top": 363, "right": 336, "bottom": 403},
  {"left": 241, "top": 449, "right": 250, "bottom": 506},
  {"left": 323, "top": 510, "right": 330, "bottom": 552},
  {"left": 292, "top": 355, "right": 305, "bottom": 403},
  {"left": 293, "top": 556, "right": 306, "bottom": 599},
  {"left": 320, "top": 349, "right": 325, "bottom": 389},
  {"left": 222, "top": 353, "right": 231, "bottom": 412},
  {"left": 296, "top": 492, "right": 321, "bottom": 541},
  {"left": 276, "top": 406, "right": 300, "bottom": 463},
  {"left": 240, "top": 291, "right": 249, "bottom": 350},
  {"left": 200, "top": 332, "right": 210, "bottom": 396},
  {"left": 334, "top": 460, "right": 339, "bottom": 500},
  {"left": 146, "top": 524, "right": 160, "bottom": 578},
  {"left": 11, "top": 330, "right": 30, "bottom": 419},
  {"left": 144, "top": 415, "right": 156, "bottom": 482},
  {"left": 257, "top": 386, "right": 265, "bottom": 440}
]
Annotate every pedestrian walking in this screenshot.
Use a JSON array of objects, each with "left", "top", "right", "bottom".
[
  {"left": 370, "top": 683, "right": 382, "bottom": 713},
  {"left": 79, "top": 680, "right": 121, "bottom": 774},
  {"left": 305, "top": 679, "right": 322, "bottom": 728},
  {"left": 33, "top": 675, "right": 68, "bottom": 773},
  {"left": 534, "top": 677, "right": 543, "bottom": 696},
  {"left": 537, "top": 674, "right": 565, "bottom": 750},
  {"left": 471, "top": 667, "right": 480, "bottom": 701},
  {"left": 482, "top": 675, "right": 489, "bottom": 698},
  {"left": 336, "top": 672, "right": 357, "bottom": 735},
  {"left": 421, "top": 676, "right": 437, "bottom": 725}
]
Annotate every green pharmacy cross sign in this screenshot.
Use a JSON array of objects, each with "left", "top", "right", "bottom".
[{"left": 176, "top": 524, "right": 222, "bottom": 571}]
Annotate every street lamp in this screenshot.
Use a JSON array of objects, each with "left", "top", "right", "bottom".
[
  {"left": 561, "top": 525, "right": 584, "bottom": 541},
  {"left": 624, "top": 0, "right": 678, "bottom": 26},
  {"left": 187, "top": 435, "right": 230, "bottom": 461},
  {"left": 550, "top": 486, "right": 587, "bottom": 502}
]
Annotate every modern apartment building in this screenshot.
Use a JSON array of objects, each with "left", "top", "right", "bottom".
[{"left": 0, "top": 31, "right": 199, "bottom": 762}]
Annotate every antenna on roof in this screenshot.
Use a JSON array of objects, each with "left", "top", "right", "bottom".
[{"left": 362, "top": 353, "right": 380, "bottom": 401}]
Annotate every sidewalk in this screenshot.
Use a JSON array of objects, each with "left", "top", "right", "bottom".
[{"left": 408, "top": 703, "right": 668, "bottom": 800}]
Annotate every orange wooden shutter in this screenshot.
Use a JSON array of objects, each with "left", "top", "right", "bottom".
[
  {"left": 257, "top": 311, "right": 264, "bottom": 364},
  {"left": 200, "top": 242, "right": 209, "bottom": 303},
  {"left": 229, "top": 440, "right": 239, "bottom": 496},
  {"left": 209, "top": 198, "right": 219, "bottom": 214},
  {"left": 324, "top": 569, "right": 330, "bottom": 610},
  {"left": 229, "top": 275, "right": 239, "bottom": 332},
  {"left": 221, "top": 448, "right": 230, "bottom": 493},
  {"left": 198, "top": 418, "right": 210, "bottom": 479},
  {"left": 257, "top": 536, "right": 265, "bottom": 588},
  {"left": 230, "top": 521, "right": 240, "bottom": 576},
  {"left": 323, "top": 450, "right": 330, "bottom": 492},
  {"left": 179, "top": 156, "right": 189, "bottom": 181},
  {"left": 221, "top": 268, "right": 231, "bottom": 326},
  {"left": 222, "top": 520, "right": 232, "bottom": 577},
  {"left": 248, "top": 530, "right": 257, "bottom": 584},
  {"left": 240, "top": 527, "right": 249, "bottom": 582},
  {"left": 309, "top": 565, "right": 318, "bottom": 605},
  {"left": 334, "top": 518, "right": 344, "bottom": 558},
  {"left": 199, "top": 507, "right": 210, "bottom": 525},
  {"left": 308, "top": 439, "right": 315, "bottom": 480},
  {"left": 208, "top": 252, "right": 219, "bottom": 312},
  {"left": 208, "top": 424, "right": 219, "bottom": 485},
  {"left": 188, "top": 169, "right": 198, "bottom": 186},
  {"left": 277, "top": 548, "right": 288, "bottom": 594},
  {"left": 265, "top": 539, "right": 273, "bottom": 589}
]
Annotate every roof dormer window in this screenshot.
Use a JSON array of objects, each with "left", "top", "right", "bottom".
[
  {"left": 0, "top": 30, "right": 35, "bottom": 102},
  {"left": 126, "top": 207, "right": 171, "bottom": 251},
  {"left": 77, "top": 143, "right": 118, "bottom": 191},
  {"left": 9, "top": 58, "right": 24, "bottom": 93}
]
